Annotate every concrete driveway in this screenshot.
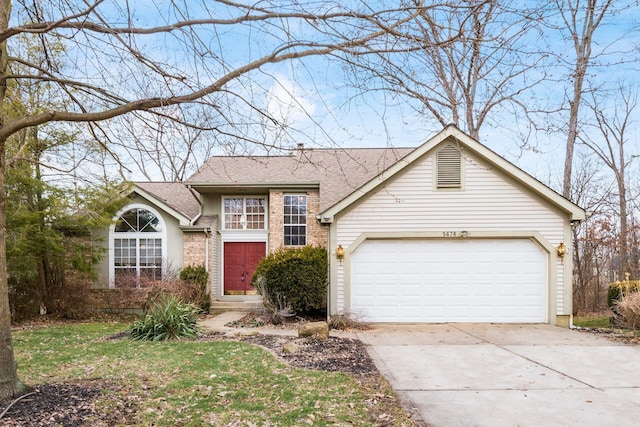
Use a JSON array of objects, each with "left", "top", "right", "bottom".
[{"left": 356, "top": 324, "right": 640, "bottom": 427}]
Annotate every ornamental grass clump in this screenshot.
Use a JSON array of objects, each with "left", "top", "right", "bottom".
[
  {"left": 615, "top": 292, "right": 640, "bottom": 330},
  {"left": 129, "top": 294, "right": 202, "bottom": 341}
]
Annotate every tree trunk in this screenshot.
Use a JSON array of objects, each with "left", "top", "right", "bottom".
[
  {"left": 0, "top": 0, "right": 22, "bottom": 400},
  {"left": 562, "top": 58, "right": 586, "bottom": 198},
  {"left": 617, "top": 174, "right": 628, "bottom": 281},
  {"left": 0, "top": 135, "right": 23, "bottom": 399}
]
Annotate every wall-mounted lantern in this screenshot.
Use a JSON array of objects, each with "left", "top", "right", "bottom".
[
  {"left": 336, "top": 244, "right": 345, "bottom": 264},
  {"left": 557, "top": 242, "right": 566, "bottom": 258}
]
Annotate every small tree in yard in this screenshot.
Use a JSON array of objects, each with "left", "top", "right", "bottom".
[{"left": 251, "top": 246, "right": 328, "bottom": 321}]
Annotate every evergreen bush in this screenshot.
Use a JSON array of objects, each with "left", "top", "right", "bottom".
[{"left": 251, "top": 246, "right": 327, "bottom": 316}]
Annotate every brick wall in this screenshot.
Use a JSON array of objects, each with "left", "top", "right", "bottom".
[
  {"left": 183, "top": 232, "right": 207, "bottom": 267},
  {"left": 306, "top": 190, "right": 328, "bottom": 247},
  {"left": 268, "top": 189, "right": 327, "bottom": 253},
  {"left": 269, "top": 190, "right": 284, "bottom": 253}
]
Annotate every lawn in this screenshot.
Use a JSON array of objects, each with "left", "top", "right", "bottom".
[
  {"left": 573, "top": 315, "right": 611, "bottom": 328},
  {"left": 6, "top": 321, "right": 415, "bottom": 426}
]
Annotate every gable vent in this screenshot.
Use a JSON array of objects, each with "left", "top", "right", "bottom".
[{"left": 436, "top": 143, "right": 461, "bottom": 188}]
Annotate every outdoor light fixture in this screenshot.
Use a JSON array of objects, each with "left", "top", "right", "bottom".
[
  {"left": 336, "top": 244, "right": 345, "bottom": 263},
  {"left": 557, "top": 242, "right": 566, "bottom": 258}
]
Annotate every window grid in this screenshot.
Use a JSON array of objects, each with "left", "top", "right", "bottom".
[
  {"left": 283, "top": 195, "right": 307, "bottom": 246},
  {"left": 223, "top": 197, "right": 266, "bottom": 230},
  {"left": 245, "top": 198, "right": 266, "bottom": 229},
  {"left": 112, "top": 208, "right": 163, "bottom": 286}
]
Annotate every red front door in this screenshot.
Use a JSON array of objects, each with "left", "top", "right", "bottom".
[{"left": 224, "top": 242, "right": 266, "bottom": 295}]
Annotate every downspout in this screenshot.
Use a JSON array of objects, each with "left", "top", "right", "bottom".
[{"left": 317, "top": 214, "right": 332, "bottom": 321}]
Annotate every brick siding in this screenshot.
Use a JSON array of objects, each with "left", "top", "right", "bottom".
[{"left": 182, "top": 232, "right": 208, "bottom": 267}]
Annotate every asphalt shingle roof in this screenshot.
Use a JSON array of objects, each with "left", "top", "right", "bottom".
[
  {"left": 187, "top": 147, "right": 414, "bottom": 211},
  {"left": 135, "top": 182, "right": 201, "bottom": 220}
]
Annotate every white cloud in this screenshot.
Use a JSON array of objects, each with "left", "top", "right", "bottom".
[{"left": 266, "top": 75, "right": 316, "bottom": 128}]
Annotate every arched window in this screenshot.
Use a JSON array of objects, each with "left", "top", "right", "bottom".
[{"left": 110, "top": 205, "right": 165, "bottom": 287}]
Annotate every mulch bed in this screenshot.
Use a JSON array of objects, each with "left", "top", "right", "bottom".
[
  {"left": 0, "top": 382, "right": 109, "bottom": 427},
  {"left": 574, "top": 327, "right": 640, "bottom": 345}
]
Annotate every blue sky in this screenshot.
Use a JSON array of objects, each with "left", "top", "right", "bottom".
[{"left": 59, "top": 0, "right": 639, "bottom": 193}]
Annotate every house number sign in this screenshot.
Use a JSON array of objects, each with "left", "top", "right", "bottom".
[{"left": 442, "top": 231, "right": 468, "bottom": 238}]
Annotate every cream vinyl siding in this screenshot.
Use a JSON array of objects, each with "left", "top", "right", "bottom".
[{"left": 334, "top": 150, "right": 566, "bottom": 316}]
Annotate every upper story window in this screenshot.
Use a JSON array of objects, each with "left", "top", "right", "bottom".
[
  {"left": 284, "top": 195, "right": 306, "bottom": 246},
  {"left": 223, "top": 197, "right": 267, "bottom": 230},
  {"left": 436, "top": 143, "right": 462, "bottom": 189}
]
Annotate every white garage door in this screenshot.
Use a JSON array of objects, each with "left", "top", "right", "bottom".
[{"left": 350, "top": 239, "right": 547, "bottom": 323}]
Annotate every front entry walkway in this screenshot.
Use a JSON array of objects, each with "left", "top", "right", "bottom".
[{"left": 357, "top": 323, "right": 640, "bottom": 427}]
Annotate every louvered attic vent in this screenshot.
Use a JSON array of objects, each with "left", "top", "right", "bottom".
[{"left": 436, "top": 143, "right": 461, "bottom": 188}]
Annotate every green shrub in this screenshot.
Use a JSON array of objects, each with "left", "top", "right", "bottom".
[
  {"left": 129, "top": 294, "right": 202, "bottom": 341},
  {"left": 251, "top": 246, "right": 327, "bottom": 316},
  {"left": 607, "top": 281, "right": 640, "bottom": 308}
]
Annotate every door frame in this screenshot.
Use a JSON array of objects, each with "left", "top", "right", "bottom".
[{"left": 219, "top": 230, "right": 267, "bottom": 301}]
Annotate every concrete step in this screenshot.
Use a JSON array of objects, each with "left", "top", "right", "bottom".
[{"left": 209, "top": 300, "right": 264, "bottom": 314}]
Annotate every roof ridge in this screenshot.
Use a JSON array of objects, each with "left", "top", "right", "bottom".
[{"left": 198, "top": 146, "right": 415, "bottom": 159}]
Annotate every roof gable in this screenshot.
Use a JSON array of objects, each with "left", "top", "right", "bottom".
[
  {"left": 133, "top": 182, "right": 201, "bottom": 225},
  {"left": 319, "top": 125, "right": 586, "bottom": 222}
]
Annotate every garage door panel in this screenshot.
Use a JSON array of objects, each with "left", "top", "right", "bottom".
[{"left": 350, "top": 239, "right": 547, "bottom": 323}]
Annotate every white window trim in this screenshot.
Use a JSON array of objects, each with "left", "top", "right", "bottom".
[
  {"left": 222, "top": 196, "right": 268, "bottom": 231},
  {"left": 108, "top": 203, "right": 167, "bottom": 288},
  {"left": 283, "top": 194, "right": 307, "bottom": 247}
]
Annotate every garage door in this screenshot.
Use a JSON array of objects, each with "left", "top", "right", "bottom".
[{"left": 350, "top": 239, "right": 547, "bottom": 323}]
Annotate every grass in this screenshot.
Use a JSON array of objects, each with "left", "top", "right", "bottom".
[
  {"left": 573, "top": 315, "right": 611, "bottom": 328},
  {"left": 10, "top": 321, "right": 411, "bottom": 426}
]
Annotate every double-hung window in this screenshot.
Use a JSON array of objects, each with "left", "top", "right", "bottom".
[
  {"left": 223, "top": 197, "right": 267, "bottom": 230},
  {"left": 284, "top": 195, "right": 307, "bottom": 246}
]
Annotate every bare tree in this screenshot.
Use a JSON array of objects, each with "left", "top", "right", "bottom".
[
  {"left": 343, "top": 0, "right": 548, "bottom": 141},
  {"left": 570, "top": 153, "right": 613, "bottom": 313},
  {"left": 550, "top": 0, "right": 621, "bottom": 198},
  {"left": 578, "top": 84, "right": 639, "bottom": 281},
  {"left": 0, "top": 0, "right": 442, "bottom": 399}
]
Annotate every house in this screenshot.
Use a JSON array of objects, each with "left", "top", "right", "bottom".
[{"left": 94, "top": 125, "right": 586, "bottom": 326}]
